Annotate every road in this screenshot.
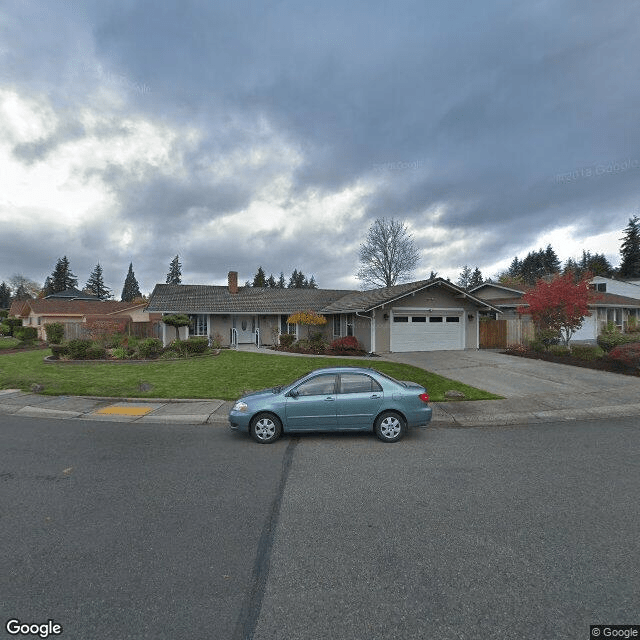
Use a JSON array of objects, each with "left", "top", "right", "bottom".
[{"left": 1, "top": 416, "right": 639, "bottom": 639}]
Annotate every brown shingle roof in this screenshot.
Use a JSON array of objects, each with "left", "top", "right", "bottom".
[{"left": 13, "top": 299, "right": 146, "bottom": 317}]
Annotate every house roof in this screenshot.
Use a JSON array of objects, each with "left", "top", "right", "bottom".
[
  {"left": 322, "top": 278, "right": 501, "bottom": 313},
  {"left": 468, "top": 282, "right": 526, "bottom": 296},
  {"left": 145, "top": 284, "right": 356, "bottom": 314},
  {"left": 11, "top": 299, "right": 147, "bottom": 317},
  {"left": 146, "top": 279, "right": 501, "bottom": 316},
  {"left": 45, "top": 287, "right": 101, "bottom": 300},
  {"left": 592, "top": 292, "right": 640, "bottom": 308}
]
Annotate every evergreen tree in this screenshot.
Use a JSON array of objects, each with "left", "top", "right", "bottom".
[
  {"left": 469, "top": 267, "right": 483, "bottom": 288},
  {"left": 121, "top": 263, "right": 142, "bottom": 302},
  {"left": 47, "top": 256, "right": 78, "bottom": 293},
  {"left": 308, "top": 275, "right": 318, "bottom": 289},
  {"left": 85, "top": 263, "right": 112, "bottom": 300},
  {"left": 0, "top": 281, "right": 11, "bottom": 308},
  {"left": 288, "top": 269, "right": 307, "bottom": 288},
  {"left": 14, "top": 284, "right": 32, "bottom": 300},
  {"left": 456, "top": 265, "right": 472, "bottom": 289},
  {"left": 506, "top": 256, "right": 521, "bottom": 278},
  {"left": 619, "top": 215, "right": 640, "bottom": 278},
  {"left": 252, "top": 266, "right": 267, "bottom": 287},
  {"left": 277, "top": 272, "right": 286, "bottom": 289},
  {"left": 266, "top": 274, "right": 277, "bottom": 288},
  {"left": 543, "top": 244, "right": 561, "bottom": 274},
  {"left": 166, "top": 255, "right": 182, "bottom": 285}
]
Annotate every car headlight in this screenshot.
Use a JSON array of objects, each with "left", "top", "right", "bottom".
[{"left": 233, "top": 401, "right": 248, "bottom": 412}]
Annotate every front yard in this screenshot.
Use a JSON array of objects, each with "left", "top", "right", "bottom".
[{"left": 0, "top": 349, "right": 500, "bottom": 402}]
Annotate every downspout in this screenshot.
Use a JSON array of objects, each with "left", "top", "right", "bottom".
[{"left": 355, "top": 310, "right": 374, "bottom": 355}]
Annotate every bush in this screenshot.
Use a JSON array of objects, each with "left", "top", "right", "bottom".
[
  {"left": 547, "top": 345, "right": 571, "bottom": 357},
  {"left": 606, "top": 342, "right": 640, "bottom": 371},
  {"left": 279, "top": 333, "right": 296, "bottom": 348},
  {"left": 570, "top": 344, "right": 604, "bottom": 361},
  {"left": 505, "top": 343, "right": 528, "bottom": 355},
  {"left": 86, "top": 344, "right": 107, "bottom": 360},
  {"left": 173, "top": 337, "right": 209, "bottom": 356},
  {"left": 44, "top": 322, "right": 65, "bottom": 344},
  {"left": 536, "top": 328, "right": 561, "bottom": 347},
  {"left": 0, "top": 310, "right": 8, "bottom": 319},
  {"left": 330, "top": 336, "right": 362, "bottom": 352},
  {"left": 5, "top": 318, "right": 23, "bottom": 336},
  {"left": 162, "top": 314, "right": 192, "bottom": 328},
  {"left": 14, "top": 326, "right": 38, "bottom": 341},
  {"left": 0, "top": 322, "right": 11, "bottom": 336},
  {"left": 66, "top": 339, "right": 94, "bottom": 360},
  {"left": 111, "top": 347, "right": 129, "bottom": 360},
  {"left": 137, "top": 337, "right": 163, "bottom": 359},
  {"left": 50, "top": 344, "right": 68, "bottom": 359},
  {"left": 597, "top": 324, "right": 638, "bottom": 352}
]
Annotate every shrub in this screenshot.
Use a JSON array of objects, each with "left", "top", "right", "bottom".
[
  {"left": 606, "top": 342, "right": 640, "bottom": 371},
  {"left": 66, "top": 339, "right": 94, "bottom": 360},
  {"left": 162, "top": 314, "right": 192, "bottom": 328},
  {"left": 173, "top": 337, "right": 209, "bottom": 356},
  {"left": 0, "top": 310, "right": 7, "bottom": 319},
  {"left": 627, "top": 316, "right": 640, "bottom": 333},
  {"left": 548, "top": 345, "right": 571, "bottom": 357},
  {"left": 505, "top": 343, "right": 528, "bottom": 355},
  {"left": 571, "top": 344, "right": 604, "bottom": 361},
  {"left": 137, "top": 337, "right": 163, "bottom": 359},
  {"left": 14, "top": 326, "right": 38, "bottom": 341},
  {"left": 85, "top": 344, "right": 107, "bottom": 360},
  {"left": 111, "top": 347, "right": 129, "bottom": 360},
  {"left": 211, "top": 332, "right": 224, "bottom": 349},
  {"left": 5, "top": 318, "right": 23, "bottom": 336},
  {"left": 535, "top": 328, "right": 561, "bottom": 347},
  {"left": 279, "top": 333, "right": 296, "bottom": 348},
  {"left": 528, "top": 340, "right": 546, "bottom": 353},
  {"left": 44, "top": 322, "right": 65, "bottom": 344},
  {"left": 0, "top": 322, "right": 11, "bottom": 336},
  {"left": 50, "top": 344, "right": 69, "bottom": 359},
  {"left": 597, "top": 325, "right": 637, "bottom": 351},
  {"left": 330, "top": 336, "right": 362, "bottom": 352}
]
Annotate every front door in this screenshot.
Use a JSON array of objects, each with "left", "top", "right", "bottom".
[{"left": 235, "top": 316, "right": 255, "bottom": 344}]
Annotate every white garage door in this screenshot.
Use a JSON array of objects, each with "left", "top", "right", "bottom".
[{"left": 391, "top": 313, "right": 464, "bottom": 352}]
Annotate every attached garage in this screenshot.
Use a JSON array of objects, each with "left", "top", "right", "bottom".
[{"left": 390, "top": 310, "right": 465, "bottom": 352}]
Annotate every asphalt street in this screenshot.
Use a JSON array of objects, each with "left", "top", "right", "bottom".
[{"left": 1, "top": 414, "right": 639, "bottom": 640}]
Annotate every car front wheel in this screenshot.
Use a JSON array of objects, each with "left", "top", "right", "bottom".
[
  {"left": 374, "top": 411, "right": 406, "bottom": 443},
  {"left": 250, "top": 413, "right": 283, "bottom": 444}
]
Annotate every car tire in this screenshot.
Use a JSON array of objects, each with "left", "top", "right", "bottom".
[
  {"left": 374, "top": 411, "right": 406, "bottom": 443},
  {"left": 250, "top": 413, "right": 283, "bottom": 444}
]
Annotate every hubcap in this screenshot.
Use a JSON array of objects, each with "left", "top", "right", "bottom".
[
  {"left": 255, "top": 418, "right": 276, "bottom": 440},
  {"left": 380, "top": 416, "right": 401, "bottom": 438}
]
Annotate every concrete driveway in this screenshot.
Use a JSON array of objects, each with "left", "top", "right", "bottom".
[{"left": 381, "top": 349, "right": 640, "bottom": 398}]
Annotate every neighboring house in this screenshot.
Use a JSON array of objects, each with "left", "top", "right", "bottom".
[
  {"left": 8, "top": 298, "right": 161, "bottom": 340},
  {"left": 470, "top": 277, "right": 640, "bottom": 344},
  {"left": 45, "top": 287, "right": 101, "bottom": 301},
  {"left": 146, "top": 271, "right": 500, "bottom": 352}
]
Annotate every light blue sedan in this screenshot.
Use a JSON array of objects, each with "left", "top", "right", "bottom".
[{"left": 228, "top": 366, "right": 432, "bottom": 443}]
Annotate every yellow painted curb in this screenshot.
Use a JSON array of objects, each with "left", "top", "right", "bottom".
[{"left": 95, "top": 405, "right": 154, "bottom": 416}]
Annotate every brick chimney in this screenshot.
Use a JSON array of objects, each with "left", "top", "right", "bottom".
[{"left": 228, "top": 271, "right": 238, "bottom": 294}]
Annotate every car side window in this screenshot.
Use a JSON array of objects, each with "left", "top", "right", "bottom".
[
  {"left": 294, "top": 374, "right": 337, "bottom": 397},
  {"left": 339, "top": 373, "right": 382, "bottom": 394}
]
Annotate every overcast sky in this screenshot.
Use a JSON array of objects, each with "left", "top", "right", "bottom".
[{"left": 1, "top": 0, "right": 639, "bottom": 295}]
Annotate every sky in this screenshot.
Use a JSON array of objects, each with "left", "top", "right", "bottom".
[{"left": 1, "top": 0, "right": 639, "bottom": 295}]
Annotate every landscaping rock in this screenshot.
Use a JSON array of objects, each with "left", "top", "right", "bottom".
[
  {"left": 445, "top": 390, "right": 466, "bottom": 401},
  {"left": 30, "top": 383, "right": 45, "bottom": 393}
]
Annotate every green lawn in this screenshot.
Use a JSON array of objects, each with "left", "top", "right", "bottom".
[
  {"left": 0, "top": 349, "right": 501, "bottom": 402},
  {"left": 0, "top": 337, "right": 20, "bottom": 350}
]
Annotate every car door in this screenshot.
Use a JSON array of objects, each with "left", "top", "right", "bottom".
[
  {"left": 285, "top": 373, "right": 338, "bottom": 430},
  {"left": 335, "top": 372, "right": 384, "bottom": 429}
]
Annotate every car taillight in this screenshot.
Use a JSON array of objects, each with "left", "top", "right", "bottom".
[{"left": 419, "top": 393, "right": 429, "bottom": 403}]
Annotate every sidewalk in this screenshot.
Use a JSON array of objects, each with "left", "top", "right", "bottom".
[{"left": 2, "top": 383, "right": 640, "bottom": 427}]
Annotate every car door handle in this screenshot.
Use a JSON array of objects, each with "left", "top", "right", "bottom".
[
  {"left": 324, "top": 396, "right": 335, "bottom": 401},
  {"left": 370, "top": 394, "right": 381, "bottom": 399}
]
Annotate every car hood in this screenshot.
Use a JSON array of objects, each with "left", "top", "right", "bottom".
[{"left": 240, "top": 387, "right": 284, "bottom": 401}]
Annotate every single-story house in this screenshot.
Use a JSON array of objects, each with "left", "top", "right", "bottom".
[
  {"left": 8, "top": 297, "right": 162, "bottom": 341},
  {"left": 146, "top": 271, "right": 501, "bottom": 352},
  {"left": 470, "top": 276, "right": 640, "bottom": 343}
]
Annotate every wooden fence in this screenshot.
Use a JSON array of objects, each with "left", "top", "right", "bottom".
[{"left": 480, "top": 318, "right": 534, "bottom": 348}]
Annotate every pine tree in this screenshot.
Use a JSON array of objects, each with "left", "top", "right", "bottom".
[
  {"left": 0, "top": 281, "right": 11, "bottom": 308},
  {"left": 48, "top": 256, "right": 78, "bottom": 293},
  {"left": 252, "top": 266, "right": 267, "bottom": 287},
  {"left": 619, "top": 215, "right": 640, "bottom": 278},
  {"left": 456, "top": 265, "right": 472, "bottom": 289},
  {"left": 288, "top": 269, "right": 307, "bottom": 288},
  {"left": 266, "top": 274, "right": 277, "bottom": 288},
  {"left": 308, "top": 275, "right": 318, "bottom": 289},
  {"left": 166, "top": 255, "right": 182, "bottom": 285},
  {"left": 469, "top": 267, "right": 483, "bottom": 288},
  {"left": 121, "top": 263, "right": 142, "bottom": 302},
  {"left": 277, "top": 272, "right": 286, "bottom": 289},
  {"left": 85, "top": 263, "right": 112, "bottom": 300}
]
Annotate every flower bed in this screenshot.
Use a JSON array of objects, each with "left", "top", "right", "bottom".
[{"left": 504, "top": 342, "right": 640, "bottom": 376}]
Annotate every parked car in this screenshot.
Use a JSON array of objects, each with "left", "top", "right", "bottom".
[{"left": 228, "top": 366, "right": 432, "bottom": 443}]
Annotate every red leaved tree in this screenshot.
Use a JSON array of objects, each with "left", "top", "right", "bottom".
[{"left": 518, "top": 273, "right": 593, "bottom": 347}]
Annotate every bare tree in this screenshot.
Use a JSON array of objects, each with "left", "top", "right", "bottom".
[{"left": 356, "top": 218, "right": 420, "bottom": 288}]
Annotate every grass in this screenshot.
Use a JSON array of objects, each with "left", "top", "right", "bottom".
[{"left": 0, "top": 349, "right": 501, "bottom": 402}]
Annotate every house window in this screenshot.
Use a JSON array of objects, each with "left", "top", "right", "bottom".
[
  {"left": 393, "top": 316, "right": 409, "bottom": 322},
  {"left": 189, "top": 314, "right": 208, "bottom": 336},
  {"left": 429, "top": 316, "right": 443, "bottom": 323},
  {"left": 446, "top": 316, "right": 460, "bottom": 323},
  {"left": 280, "top": 315, "right": 296, "bottom": 335},
  {"left": 411, "top": 316, "right": 427, "bottom": 322},
  {"left": 333, "top": 315, "right": 341, "bottom": 337}
]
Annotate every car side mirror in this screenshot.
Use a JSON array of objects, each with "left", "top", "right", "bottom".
[{"left": 286, "top": 389, "right": 299, "bottom": 398}]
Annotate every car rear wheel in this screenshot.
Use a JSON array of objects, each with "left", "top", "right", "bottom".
[
  {"left": 250, "top": 413, "right": 282, "bottom": 444},
  {"left": 374, "top": 411, "right": 406, "bottom": 443}
]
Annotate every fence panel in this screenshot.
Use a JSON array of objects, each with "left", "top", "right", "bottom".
[{"left": 479, "top": 319, "right": 507, "bottom": 349}]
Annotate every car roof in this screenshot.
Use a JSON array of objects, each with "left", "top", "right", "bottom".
[{"left": 304, "top": 366, "right": 379, "bottom": 375}]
